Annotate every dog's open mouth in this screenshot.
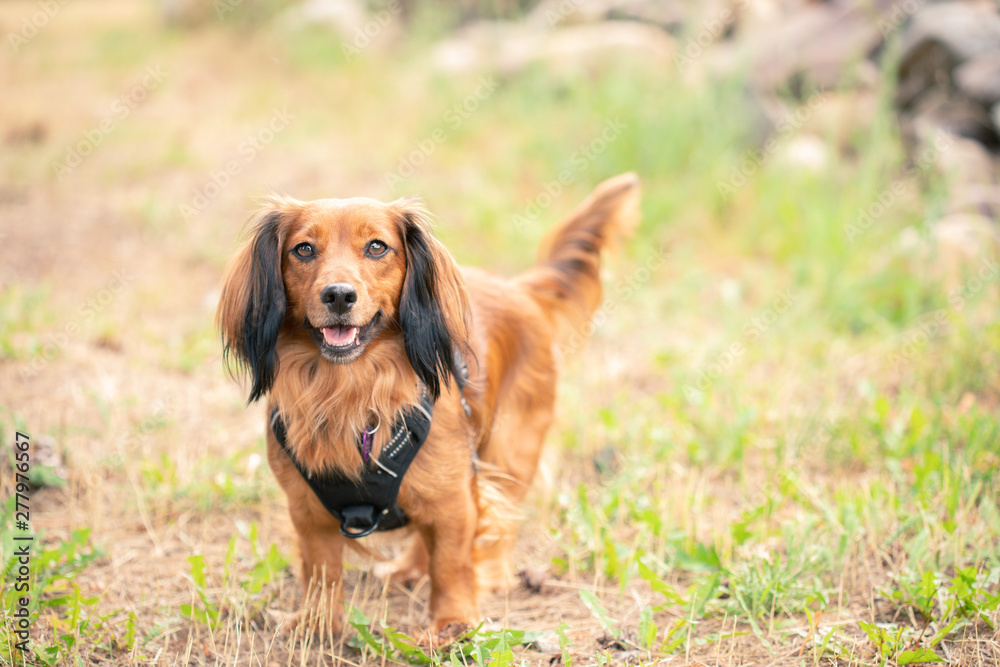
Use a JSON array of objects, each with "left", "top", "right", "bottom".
[
  {"left": 311, "top": 313, "right": 382, "bottom": 362},
  {"left": 321, "top": 324, "right": 362, "bottom": 348}
]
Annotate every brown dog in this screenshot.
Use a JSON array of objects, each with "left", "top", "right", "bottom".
[{"left": 216, "top": 173, "right": 639, "bottom": 638}]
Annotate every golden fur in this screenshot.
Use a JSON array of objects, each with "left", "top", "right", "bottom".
[{"left": 217, "top": 174, "right": 640, "bottom": 639}]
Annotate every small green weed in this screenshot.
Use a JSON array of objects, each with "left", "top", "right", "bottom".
[
  {"left": 0, "top": 523, "right": 142, "bottom": 665},
  {"left": 180, "top": 522, "right": 290, "bottom": 631}
]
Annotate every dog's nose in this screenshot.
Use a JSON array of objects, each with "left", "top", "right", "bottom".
[{"left": 320, "top": 283, "right": 357, "bottom": 314}]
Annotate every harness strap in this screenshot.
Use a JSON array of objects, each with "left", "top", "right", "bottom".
[
  {"left": 270, "top": 385, "right": 434, "bottom": 539},
  {"left": 455, "top": 353, "right": 472, "bottom": 418},
  {"left": 452, "top": 356, "right": 483, "bottom": 477}
]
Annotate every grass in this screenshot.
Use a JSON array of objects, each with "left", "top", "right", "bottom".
[{"left": 1, "top": 0, "right": 998, "bottom": 664}]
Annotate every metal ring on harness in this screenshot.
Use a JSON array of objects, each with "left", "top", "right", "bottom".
[{"left": 337, "top": 506, "right": 390, "bottom": 538}]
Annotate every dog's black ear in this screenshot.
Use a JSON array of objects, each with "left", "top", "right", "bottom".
[
  {"left": 394, "top": 204, "right": 470, "bottom": 400},
  {"left": 217, "top": 210, "right": 288, "bottom": 403}
]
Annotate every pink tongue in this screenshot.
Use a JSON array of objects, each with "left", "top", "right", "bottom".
[{"left": 322, "top": 326, "right": 358, "bottom": 346}]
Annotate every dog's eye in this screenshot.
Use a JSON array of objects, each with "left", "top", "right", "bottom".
[
  {"left": 292, "top": 243, "right": 315, "bottom": 259},
  {"left": 366, "top": 240, "right": 389, "bottom": 258}
]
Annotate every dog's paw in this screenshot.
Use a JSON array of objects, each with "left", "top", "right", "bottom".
[
  {"left": 437, "top": 621, "right": 471, "bottom": 641},
  {"left": 272, "top": 607, "right": 344, "bottom": 638},
  {"left": 273, "top": 610, "right": 300, "bottom": 637},
  {"left": 414, "top": 619, "right": 471, "bottom": 648}
]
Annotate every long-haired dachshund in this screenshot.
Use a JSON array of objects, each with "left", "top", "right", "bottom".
[{"left": 217, "top": 173, "right": 639, "bottom": 639}]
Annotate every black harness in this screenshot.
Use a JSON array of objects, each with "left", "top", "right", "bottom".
[{"left": 270, "top": 385, "right": 434, "bottom": 538}]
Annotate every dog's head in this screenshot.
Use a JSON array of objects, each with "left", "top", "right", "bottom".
[{"left": 217, "top": 196, "right": 469, "bottom": 403}]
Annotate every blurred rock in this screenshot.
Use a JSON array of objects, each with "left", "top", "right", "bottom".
[
  {"left": 896, "top": 3, "right": 1000, "bottom": 156},
  {"left": 156, "top": 0, "right": 205, "bottom": 24},
  {"left": 431, "top": 21, "right": 537, "bottom": 74},
  {"left": 900, "top": 2, "right": 1000, "bottom": 67},
  {"left": 932, "top": 133, "right": 1000, "bottom": 220},
  {"left": 544, "top": 21, "right": 674, "bottom": 68},
  {"left": 932, "top": 213, "right": 1000, "bottom": 257},
  {"left": 527, "top": 0, "right": 687, "bottom": 32},
  {"left": 951, "top": 182, "right": 1000, "bottom": 220},
  {"left": 731, "top": 3, "right": 883, "bottom": 94},
  {"left": 908, "top": 88, "right": 1000, "bottom": 147},
  {"left": 955, "top": 52, "right": 1000, "bottom": 107},
  {"left": 936, "top": 134, "right": 997, "bottom": 188},
  {"left": 432, "top": 20, "right": 674, "bottom": 75},
  {"left": 280, "top": 0, "right": 408, "bottom": 57},
  {"left": 897, "top": 2, "right": 1000, "bottom": 108},
  {"left": 281, "top": 0, "right": 369, "bottom": 35},
  {"left": 733, "top": 0, "right": 789, "bottom": 28},
  {"left": 809, "top": 89, "right": 880, "bottom": 152}
]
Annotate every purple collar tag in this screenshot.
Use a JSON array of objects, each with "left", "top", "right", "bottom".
[
  {"left": 361, "top": 429, "right": 373, "bottom": 462},
  {"left": 360, "top": 414, "right": 380, "bottom": 462}
]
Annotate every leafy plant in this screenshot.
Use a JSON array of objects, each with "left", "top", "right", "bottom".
[
  {"left": 579, "top": 589, "right": 620, "bottom": 639},
  {"left": 0, "top": 523, "right": 138, "bottom": 666},
  {"left": 556, "top": 621, "right": 574, "bottom": 667},
  {"left": 179, "top": 523, "right": 291, "bottom": 631},
  {"left": 180, "top": 554, "right": 220, "bottom": 628}
]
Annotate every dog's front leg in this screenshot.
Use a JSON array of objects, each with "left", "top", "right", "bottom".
[
  {"left": 418, "top": 500, "right": 478, "bottom": 637},
  {"left": 287, "top": 504, "right": 348, "bottom": 635},
  {"left": 268, "top": 431, "right": 348, "bottom": 636}
]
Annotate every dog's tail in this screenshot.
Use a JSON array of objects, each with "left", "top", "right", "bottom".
[{"left": 516, "top": 173, "right": 640, "bottom": 343}]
